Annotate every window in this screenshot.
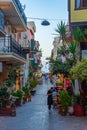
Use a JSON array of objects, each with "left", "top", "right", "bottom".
[
  {"left": 75, "top": 0, "right": 87, "bottom": 9},
  {"left": 0, "top": 9, "right": 4, "bottom": 30},
  {"left": 76, "top": 0, "right": 80, "bottom": 8},
  {"left": 82, "top": 0, "right": 87, "bottom": 7}
]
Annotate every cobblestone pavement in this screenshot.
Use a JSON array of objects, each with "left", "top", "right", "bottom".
[{"left": 0, "top": 80, "right": 87, "bottom": 130}]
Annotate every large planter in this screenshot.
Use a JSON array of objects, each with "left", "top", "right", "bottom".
[{"left": 74, "top": 105, "right": 85, "bottom": 116}]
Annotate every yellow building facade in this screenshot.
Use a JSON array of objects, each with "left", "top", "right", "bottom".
[{"left": 69, "top": 0, "right": 87, "bottom": 26}]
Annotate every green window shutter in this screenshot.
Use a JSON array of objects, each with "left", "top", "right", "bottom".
[{"left": 30, "top": 39, "right": 34, "bottom": 51}]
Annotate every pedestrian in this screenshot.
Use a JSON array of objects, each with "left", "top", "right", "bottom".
[
  {"left": 47, "top": 87, "right": 53, "bottom": 111},
  {"left": 45, "top": 75, "right": 48, "bottom": 80},
  {"left": 52, "top": 89, "right": 58, "bottom": 109}
]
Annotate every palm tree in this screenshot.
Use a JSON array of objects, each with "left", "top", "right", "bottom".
[
  {"left": 69, "top": 40, "right": 76, "bottom": 62},
  {"left": 73, "top": 27, "right": 85, "bottom": 61},
  {"left": 55, "top": 21, "right": 67, "bottom": 47},
  {"left": 73, "top": 27, "right": 85, "bottom": 42}
]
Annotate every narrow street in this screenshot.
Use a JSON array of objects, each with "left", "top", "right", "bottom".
[{"left": 0, "top": 80, "right": 87, "bottom": 130}]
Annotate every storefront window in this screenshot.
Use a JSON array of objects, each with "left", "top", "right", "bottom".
[{"left": 0, "top": 9, "right": 4, "bottom": 30}]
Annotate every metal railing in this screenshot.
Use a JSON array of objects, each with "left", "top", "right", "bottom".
[{"left": 0, "top": 36, "right": 26, "bottom": 59}]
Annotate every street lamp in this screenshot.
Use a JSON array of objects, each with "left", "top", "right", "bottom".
[
  {"left": 41, "top": 19, "right": 50, "bottom": 26},
  {"left": 27, "top": 17, "right": 50, "bottom": 26}
]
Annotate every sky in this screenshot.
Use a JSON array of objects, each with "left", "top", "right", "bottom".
[{"left": 20, "top": 0, "right": 68, "bottom": 61}]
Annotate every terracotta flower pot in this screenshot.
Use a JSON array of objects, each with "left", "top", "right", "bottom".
[
  {"left": 74, "top": 105, "right": 85, "bottom": 116},
  {"left": 6, "top": 105, "right": 11, "bottom": 110}
]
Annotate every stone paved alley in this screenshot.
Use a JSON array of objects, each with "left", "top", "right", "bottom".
[{"left": 0, "top": 80, "right": 87, "bottom": 130}]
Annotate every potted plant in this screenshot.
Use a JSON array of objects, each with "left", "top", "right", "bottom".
[
  {"left": 30, "top": 79, "right": 38, "bottom": 89},
  {"left": 0, "top": 87, "right": 10, "bottom": 109},
  {"left": 73, "top": 94, "right": 85, "bottom": 116},
  {"left": 70, "top": 58, "right": 87, "bottom": 116},
  {"left": 59, "top": 89, "right": 72, "bottom": 116},
  {"left": 3, "top": 70, "right": 16, "bottom": 88},
  {"left": 70, "top": 58, "right": 87, "bottom": 82},
  {"left": 6, "top": 101, "right": 11, "bottom": 110},
  {"left": 22, "top": 86, "right": 31, "bottom": 103},
  {"left": 30, "top": 79, "right": 38, "bottom": 95},
  {"left": 11, "top": 90, "right": 22, "bottom": 106}
]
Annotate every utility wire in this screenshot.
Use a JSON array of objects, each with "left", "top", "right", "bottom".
[{"left": 27, "top": 17, "right": 67, "bottom": 21}]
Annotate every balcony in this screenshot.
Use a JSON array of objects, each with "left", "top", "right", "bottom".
[
  {"left": 0, "top": 0, "right": 27, "bottom": 32},
  {"left": 22, "top": 47, "right": 30, "bottom": 54},
  {"left": 0, "top": 36, "right": 26, "bottom": 64},
  {"left": 13, "top": 0, "right": 27, "bottom": 25},
  {"left": 29, "top": 39, "right": 39, "bottom": 54}
]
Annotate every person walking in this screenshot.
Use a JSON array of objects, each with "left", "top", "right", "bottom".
[
  {"left": 47, "top": 87, "right": 53, "bottom": 111},
  {"left": 52, "top": 89, "right": 58, "bottom": 109}
]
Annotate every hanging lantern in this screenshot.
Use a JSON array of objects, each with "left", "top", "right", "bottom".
[{"left": 41, "top": 20, "right": 50, "bottom": 26}]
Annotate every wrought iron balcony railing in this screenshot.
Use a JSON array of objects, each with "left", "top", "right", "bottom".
[
  {"left": 13, "top": 0, "right": 27, "bottom": 25},
  {"left": 0, "top": 36, "right": 26, "bottom": 59}
]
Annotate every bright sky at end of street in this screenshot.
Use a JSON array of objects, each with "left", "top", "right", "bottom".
[{"left": 20, "top": 0, "right": 68, "bottom": 60}]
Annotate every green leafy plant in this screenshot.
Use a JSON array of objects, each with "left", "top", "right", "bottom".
[
  {"left": 0, "top": 87, "right": 10, "bottom": 99},
  {"left": 25, "top": 80, "right": 30, "bottom": 88},
  {"left": 56, "top": 81, "right": 64, "bottom": 86},
  {"left": 12, "top": 90, "right": 22, "bottom": 100},
  {"left": 60, "top": 90, "right": 72, "bottom": 111},
  {"left": 69, "top": 40, "right": 76, "bottom": 62},
  {"left": 30, "top": 79, "right": 38, "bottom": 89},
  {"left": 22, "top": 86, "right": 30, "bottom": 98},
  {"left": 74, "top": 94, "right": 80, "bottom": 105},
  {"left": 70, "top": 58, "right": 87, "bottom": 82},
  {"left": 3, "top": 70, "right": 17, "bottom": 87},
  {"left": 73, "top": 27, "right": 85, "bottom": 43},
  {"left": 73, "top": 27, "right": 85, "bottom": 61},
  {"left": 51, "top": 58, "right": 73, "bottom": 76},
  {"left": 0, "top": 87, "right": 10, "bottom": 108},
  {"left": 55, "top": 21, "right": 67, "bottom": 47},
  {"left": 3, "top": 79, "right": 15, "bottom": 87}
]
